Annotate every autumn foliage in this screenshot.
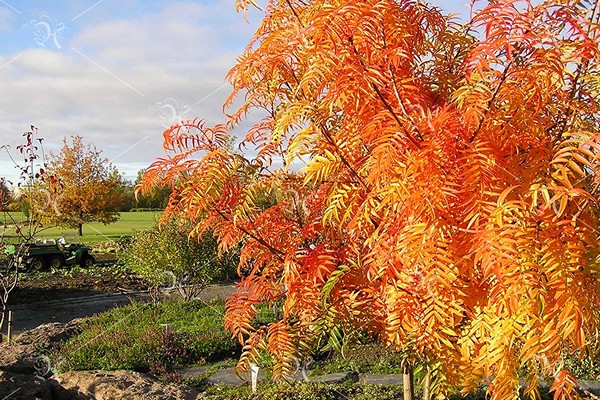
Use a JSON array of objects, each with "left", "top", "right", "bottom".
[
  {"left": 39, "top": 136, "right": 125, "bottom": 236},
  {"left": 141, "top": 0, "right": 600, "bottom": 398}
]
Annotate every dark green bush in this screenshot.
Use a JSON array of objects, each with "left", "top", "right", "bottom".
[{"left": 52, "top": 299, "right": 240, "bottom": 374}]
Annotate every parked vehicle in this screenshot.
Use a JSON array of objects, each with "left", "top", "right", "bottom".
[{"left": 17, "top": 238, "right": 95, "bottom": 271}]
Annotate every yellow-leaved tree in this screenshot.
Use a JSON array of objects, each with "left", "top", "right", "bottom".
[
  {"left": 141, "top": 1, "right": 600, "bottom": 398},
  {"left": 39, "top": 136, "right": 125, "bottom": 236}
]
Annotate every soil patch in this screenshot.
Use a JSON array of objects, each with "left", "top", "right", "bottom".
[{"left": 10, "top": 266, "right": 149, "bottom": 306}]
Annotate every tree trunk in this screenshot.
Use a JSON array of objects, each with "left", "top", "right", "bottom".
[
  {"left": 422, "top": 366, "right": 431, "bottom": 400},
  {"left": 78, "top": 222, "right": 83, "bottom": 237},
  {"left": 403, "top": 362, "right": 414, "bottom": 400}
]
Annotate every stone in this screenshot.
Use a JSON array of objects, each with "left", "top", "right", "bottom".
[
  {"left": 359, "top": 373, "right": 403, "bottom": 385},
  {"left": 311, "top": 372, "right": 359, "bottom": 384},
  {"left": 577, "top": 380, "right": 600, "bottom": 396},
  {"left": 0, "top": 319, "right": 84, "bottom": 374},
  {"left": 53, "top": 370, "right": 200, "bottom": 400},
  {"left": 12, "top": 318, "right": 85, "bottom": 348},
  {"left": 205, "top": 367, "right": 250, "bottom": 386},
  {"left": 174, "top": 365, "right": 211, "bottom": 379}
]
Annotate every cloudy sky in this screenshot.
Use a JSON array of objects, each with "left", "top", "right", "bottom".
[{"left": 0, "top": 0, "right": 470, "bottom": 184}]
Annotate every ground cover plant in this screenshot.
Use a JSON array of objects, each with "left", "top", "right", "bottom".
[
  {"left": 52, "top": 299, "right": 241, "bottom": 375},
  {"left": 140, "top": 0, "right": 600, "bottom": 399},
  {"left": 196, "top": 382, "right": 409, "bottom": 400}
]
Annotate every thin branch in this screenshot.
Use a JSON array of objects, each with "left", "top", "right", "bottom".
[
  {"left": 389, "top": 66, "right": 425, "bottom": 141},
  {"left": 215, "top": 209, "right": 285, "bottom": 262},
  {"left": 317, "top": 121, "right": 371, "bottom": 192},
  {"left": 348, "top": 37, "right": 423, "bottom": 149},
  {"left": 285, "top": 0, "right": 304, "bottom": 28},
  {"left": 469, "top": 60, "right": 513, "bottom": 142}
]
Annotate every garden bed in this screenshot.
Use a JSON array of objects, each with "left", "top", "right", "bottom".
[{"left": 10, "top": 264, "right": 149, "bottom": 306}]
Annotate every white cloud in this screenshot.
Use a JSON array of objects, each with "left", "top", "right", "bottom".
[
  {"left": 0, "top": 1, "right": 260, "bottom": 183},
  {"left": 0, "top": 8, "right": 14, "bottom": 32}
]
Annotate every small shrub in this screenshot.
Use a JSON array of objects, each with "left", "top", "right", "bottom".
[
  {"left": 120, "top": 220, "right": 239, "bottom": 300},
  {"left": 52, "top": 299, "right": 240, "bottom": 374}
]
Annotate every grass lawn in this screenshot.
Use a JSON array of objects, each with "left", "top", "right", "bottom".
[{"left": 1, "top": 211, "right": 161, "bottom": 243}]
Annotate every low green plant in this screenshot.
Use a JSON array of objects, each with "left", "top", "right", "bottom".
[
  {"left": 120, "top": 220, "right": 239, "bottom": 300},
  {"left": 196, "top": 382, "right": 406, "bottom": 400},
  {"left": 52, "top": 299, "right": 240, "bottom": 374},
  {"left": 18, "top": 262, "right": 133, "bottom": 282},
  {"left": 562, "top": 351, "right": 600, "bottom": 380},
  {"left": 309, "top": 343, "right": 404, "bottom": 376}
]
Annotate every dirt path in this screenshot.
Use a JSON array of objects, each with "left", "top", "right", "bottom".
[{"left": 9, "top": 283, "right": 236, "bottom": 335}]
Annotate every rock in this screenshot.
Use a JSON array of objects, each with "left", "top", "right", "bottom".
[
  {"left": 359, "top": 373, "right": 403, "bottom": 385},
  {"left": 311, "top": 372, "right": 359, "bottom": 384},
  {"left": 0, "top": 319, "right": 84, "bottom": 374},
  {"left": 174, "top": 365, "right": 211, "bottom": 379},
  {"left": 54, "top": 370, "right": 200, "bottom": 400},
  {"left": 205, "top": 367, "right": 250, "bottom": 386},
  {"left": 0, "top": 370, "right": 54, "bottom": 400},
  {"left": 577, "top": 380, "right": 600, "bottom": 396},
  {"left": 288, "top": 368, "right": 312, "bottom": 382}
]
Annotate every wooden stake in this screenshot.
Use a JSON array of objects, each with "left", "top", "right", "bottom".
[
  {"left": 403, "top": 361, "right": 414, "bottom": 400},
  {"left": 422, "top": 366, "right": 431, "bottom": 400}
]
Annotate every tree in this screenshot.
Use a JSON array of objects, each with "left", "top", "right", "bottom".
[
  {"left": 1, "top": 127, "right": 48, "bottom": 338},
  {"left": 141, "top": 1, "right": 600, "bottom": 399},
  {"left": 133, "top": 169, "right": 171, "bottom": 209},
  {"left": 40, "top": 136, "right": 125, "bottom": 236}
]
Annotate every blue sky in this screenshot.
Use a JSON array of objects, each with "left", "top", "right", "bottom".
[{"left": 0, "top": 1, "right": 471, "bottom": 184}]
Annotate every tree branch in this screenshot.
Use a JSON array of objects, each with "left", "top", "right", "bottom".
[
  {"left": 469, "top": 60, "right": 513, "bottom": 142},
  {"left": 348, "top": 37, "right": 423, "bottom": 149},
  {"left": 215, "top": 209, "right": 285, "bottom": 262}
]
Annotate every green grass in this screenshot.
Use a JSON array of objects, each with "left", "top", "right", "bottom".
[
  {"left": 51, "top": 299, "right": 241, "bottom": 375},
  {"left": 1, "top": 211, "right": 161, "bottom": 243}
]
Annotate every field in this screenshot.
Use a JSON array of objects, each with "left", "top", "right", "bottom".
[{"left": 1, "top": 211, "right": 161, "bottom": 243}]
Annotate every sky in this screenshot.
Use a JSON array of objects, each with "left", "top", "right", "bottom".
[{"left": 0, "top": 0, "right": 471, "bottom": 184}]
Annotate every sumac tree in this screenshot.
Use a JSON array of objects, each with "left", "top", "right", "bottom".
[{"left": 141, "top": 1, "right": 600, "bottom": 399}]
